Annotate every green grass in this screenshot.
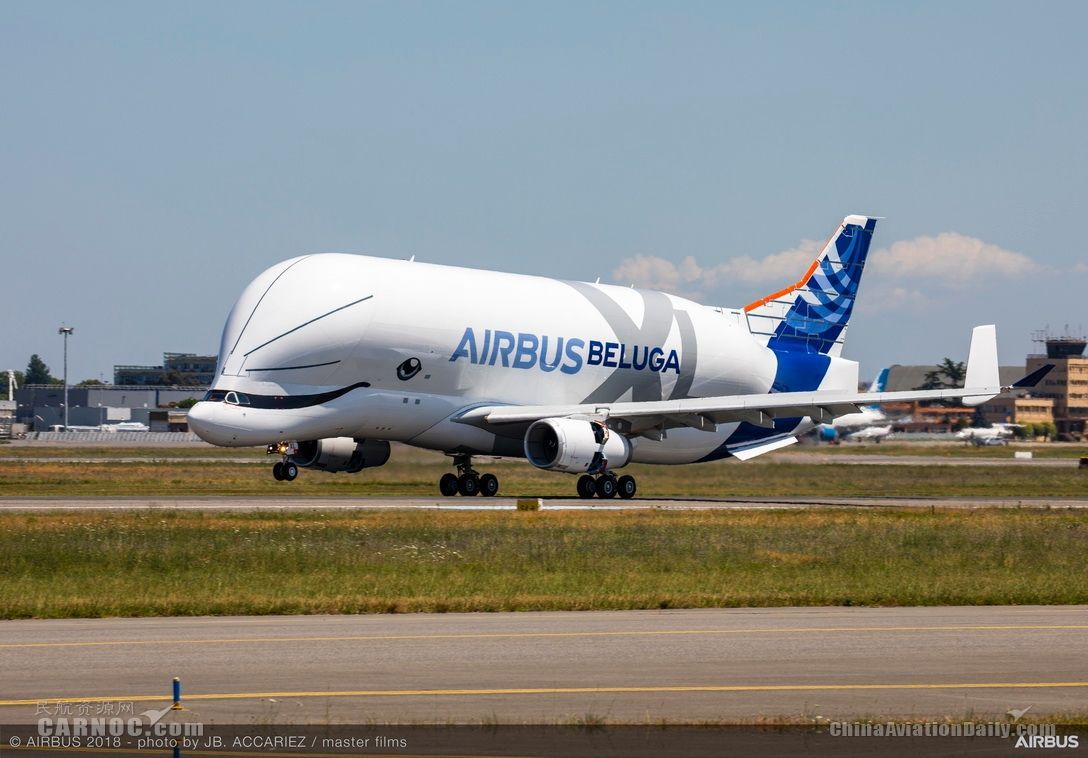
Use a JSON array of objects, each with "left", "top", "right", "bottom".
[
  {"left": 807, "top": 442, "right": 1088, "bottom": 459},
  {"left": 2, "top": 509, "right": 1087, "bottom": 618},
  {"left": 2, "top": 454, "right": 1088, "bottom": 497},
  {"left": 0, "top": 444, "right": 265, "bottom": 459}
]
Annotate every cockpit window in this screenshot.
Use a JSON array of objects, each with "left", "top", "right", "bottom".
[{"left": 198, "top": 381, "right": 370, "bottom": 409}]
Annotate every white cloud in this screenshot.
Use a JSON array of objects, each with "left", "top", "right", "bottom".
[
  {"left": 612, "top": 232, "right": 1040, "bottom": 305},
  {"left": 613, "top": 240, "right": 821, "bottom": 298},
  {"left": 868, "top": 232, "right": 1039, "bottom": 281}
]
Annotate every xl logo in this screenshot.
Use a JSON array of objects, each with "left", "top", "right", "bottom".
[{"left": 565, "top": 283, "right": 698, "bottom": 403}]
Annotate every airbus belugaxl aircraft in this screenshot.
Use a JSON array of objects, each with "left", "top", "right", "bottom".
[{"left": 188, "top": 215, "right": 1051, "bottom": 499}]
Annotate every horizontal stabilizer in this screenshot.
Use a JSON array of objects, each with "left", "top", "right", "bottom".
[
  {"left": 730, "top": 435, "right": 798, "bottom": 461},
  {"left": 1013, "top": 363, "right": 1055, "bottom": 389}
]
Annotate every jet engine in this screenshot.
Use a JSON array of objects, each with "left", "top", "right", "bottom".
[
  {"left": 291, "top": 438, "right": 390, "bottom": 473},
  {"left": 523, "top": 418, "right": 631, "bottom": 473}
]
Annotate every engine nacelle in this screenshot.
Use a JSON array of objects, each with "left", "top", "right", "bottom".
[
  {"left": 291, "top": 438, "right": 390, "bottom": 473},
  {"left": 524, "top": 418, "right": 631, "bottom": 474}
]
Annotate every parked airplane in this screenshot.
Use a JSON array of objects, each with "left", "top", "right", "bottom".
[
  {"left": 816, "top": 366, "right": 889, "bottom": 441},
  {"left": 956, "top": 423, "right": 1019, "bottom": 445},
  {"left": 845, "top": 424, "right": 893, "bottom": 442},
  {"left": 188, "top": 215, "right": 1052, "bottom": 499}
]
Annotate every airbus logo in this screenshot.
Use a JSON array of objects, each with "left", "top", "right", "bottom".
[{"left": 450, "top": 327, "right": 681, "bottom": 375}]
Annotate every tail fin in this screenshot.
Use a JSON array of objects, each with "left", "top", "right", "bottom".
[
  {"left": 863, "top": 366, "right": 891, "bottom": 411},
  {"left": 744, "top": 215, "right": 877, "bottom": 356},
  {"left": 869, "top": 366, "right": 890, "bottom": 394}
]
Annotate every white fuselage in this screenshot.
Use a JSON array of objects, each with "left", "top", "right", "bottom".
[{"left": 189, "top": 254, "right": 858, "bottom": 464}]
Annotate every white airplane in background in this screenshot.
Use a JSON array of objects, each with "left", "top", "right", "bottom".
[
  {"left": 816, "top": 366, "right": 890, "bottom": 441},
  {"left": 188, "top": 215, "right": 1053, "bottom": 499},
  {"left": 956, "top": 423, "right": 1020, "bottom": 445},
  {"left": 846, "top": 424, "right": 893, "bottom": 442}
]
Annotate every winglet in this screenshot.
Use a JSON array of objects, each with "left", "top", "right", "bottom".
[
  {"left": 1011, "top": 363, "right": 1054, "bottom": 389},
  {"left": 963, "top": 324, "right": 999, "bottom": 407}
]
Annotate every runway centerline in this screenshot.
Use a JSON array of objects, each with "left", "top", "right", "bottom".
[{"left": 2, "top": 623, "right": 1086, "bottom": 650}]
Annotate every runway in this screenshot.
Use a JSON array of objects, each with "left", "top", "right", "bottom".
[
  {"left": 1, "top": 452, "right": 1080, "bottom": 467},
  {"left": 2, "top": 495, "right": 1087, "bottom": 511},
  {"left": 1, "top": 606, "right": 1085, "bottom": 723}
]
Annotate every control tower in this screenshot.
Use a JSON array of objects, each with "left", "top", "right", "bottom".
[{"left": 1027, "top": 330, "right": 1088, "bottom": 438}]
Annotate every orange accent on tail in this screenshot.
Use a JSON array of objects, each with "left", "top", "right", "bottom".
[
  {"left": 742, "top": 223, "right": 843, "bottom": 313},
  {"left": 743, "top": 257, "right": 821, "bottom": 312}
]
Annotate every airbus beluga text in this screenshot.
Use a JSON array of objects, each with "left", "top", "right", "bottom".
[{"left": 188, "top": 215, "right": 1051, "bottom": 499}]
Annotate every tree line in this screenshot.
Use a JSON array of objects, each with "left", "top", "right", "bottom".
[{"left": 10, "top": 354, "right": 105, "bottom": 388}]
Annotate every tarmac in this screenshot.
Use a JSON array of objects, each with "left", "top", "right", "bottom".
[
  {"left": 1, "top": 606, "right": 1085, "bottom": 724},
  {"left": 1, "top": 495, "right": 1086, "bottom": 511}
]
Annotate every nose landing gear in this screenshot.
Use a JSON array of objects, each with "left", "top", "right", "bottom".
[
  {"left": 439, "top": 454, "right": 500, "bottom": 497},
  {"left": 577, "top": 472, "right": 636, "bottom": 499},
  {"left": 268, "top": 441, "right": 298, "bottom": 482},
  {"left": 271, "top": 460, "right": 298, "bottom": 481}
]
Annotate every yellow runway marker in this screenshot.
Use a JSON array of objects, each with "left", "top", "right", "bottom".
[
  {"left": 3, "top": 681, "right": 1088, "bottom": 707},
  {"left": 1, "top": 624, "right": 1086, "bottom": 650}
]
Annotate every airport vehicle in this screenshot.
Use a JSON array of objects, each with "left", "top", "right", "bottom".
[
  {"left": 188, "top": 215, "right": 1051, "bottom": 498},
  {"left": 107, "top": 422, "right": 150, "bottom": 433}
]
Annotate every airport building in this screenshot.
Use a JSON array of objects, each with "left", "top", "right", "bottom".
[
  {"left": 15, "top": 384, "right": 206, "bottom": 432},
  {"left": 1025, "top": 335, "right": 1088, "bottom": 439},
  {"left": 982, "top": 396, "right": 1056, "bottom": 427},
  {"left": 113, "top": 352, "right": 216, "bottom": 386},
  {"left": 0, "top": 400, "right": 15, "bottom": 439},
  {"left": 878, "top": 363, "right": 1061, "bottom": 435}
]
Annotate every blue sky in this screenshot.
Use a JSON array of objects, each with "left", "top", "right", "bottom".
[{"left": 3, "top": 1, "right": 1086, "bottom": 383}]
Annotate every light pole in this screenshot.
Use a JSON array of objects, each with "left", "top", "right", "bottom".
[{"left": 58, "top": 326, "right": 74, "bottom": 431}]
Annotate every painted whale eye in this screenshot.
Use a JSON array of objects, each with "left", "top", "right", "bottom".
[{"left": 397, "top": 357, "right": 422, "bottom": 381}]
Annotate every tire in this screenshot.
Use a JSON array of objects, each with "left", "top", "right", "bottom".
[
  {"left": 439, "top": 473, "right": 459, "bottom": 497},
  {"left": 617, "top": 475, "right": 636, "bottom": 499},
  {"left": 595, "top": 476, "right": 617, "bottom": 499},
  {"left": 283, "top": 462, "right": 299, "bottom": 481},
  {"left": 272, "top": 462, "right": 284, "bottom": 481},
  {"left": 457, "top": 474, "right": 479, "bottom": 497},
  {"left": 479, "top": 473, "right": 499, "bottom": 497},
  {"left": 576, "top": 475, "right": 597, "bottom": 499}
]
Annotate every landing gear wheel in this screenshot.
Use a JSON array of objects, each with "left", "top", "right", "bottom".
[
  {"left": 457, "top": 474, "right": 479, "bottom": 497},
  {"left": 577, "top": 475, "right": 597, "bottom": 499},
  {"left": 439, "top": 473, "right": 459, "bottom": 497},
  {"left": 283, "top": 461, "right": 299, "bottom": 481},
  {"left": 479, "top": 473, "right": 499, "bottom": 497},
  {"left": 272, "top": 462, "right": 284, "bottom": 481},
  {"left": 595, "top": 476, "right": 617, "bottom": 499},
  {"left": 617, "top": 475, "right": 637, "bottom": 499}
]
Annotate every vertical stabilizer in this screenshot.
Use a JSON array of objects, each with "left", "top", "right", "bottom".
[{"left": 744, "top": 215, "right": 877, "bottom": 357}]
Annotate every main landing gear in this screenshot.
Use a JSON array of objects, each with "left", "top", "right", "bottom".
[
  {"left": 577, "top": 472, "right": 636, "bottom": 500},
  {"left": 271, "top": 460, "right": 298, "bottom": 481},
  {"left": 268, "top": 441, "right": 298, "bottom": 482},
  {"left": 439, "top": 454, "right": 500, "bottom": 497}
]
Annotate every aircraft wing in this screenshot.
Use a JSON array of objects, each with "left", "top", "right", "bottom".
[{"left": 456, "top": 326, "right": 1054, "bottom": 439}]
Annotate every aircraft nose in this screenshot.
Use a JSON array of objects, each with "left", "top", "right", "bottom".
[{"left": 187, "top": 401, "right": 225, "bottom": 445}]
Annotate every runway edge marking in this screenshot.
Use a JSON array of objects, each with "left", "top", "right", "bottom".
[{"left": 4, "top": 682, "right": 1088, "bottom": 706}]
